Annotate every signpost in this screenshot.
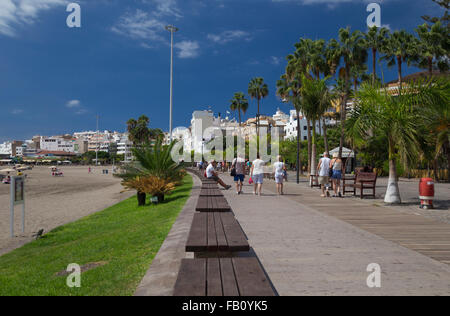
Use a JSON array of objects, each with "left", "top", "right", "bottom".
[{"left": 10, "top": 176, "right": 25, "bottom": 238}]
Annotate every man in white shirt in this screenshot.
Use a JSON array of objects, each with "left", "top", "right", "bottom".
[
  {"left": 317, "top": 152, "right": 331, "bottom": 197},
  {"left": 206, "top": 160, "right": 231, "bottom": 190}
]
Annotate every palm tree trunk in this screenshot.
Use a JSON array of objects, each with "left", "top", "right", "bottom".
[
  {"left": 296, "top": 111, "right": 302, "bottom": 182},
  {"left": 238, "top": 110, "right": 242, "bottom": 127},
  {"left": 257, "top": 98, "right": 260, "bottom": 136},
  {"left": 397, "top": 55, "right": 403, "bottom": 92},
  {"left": 446, "top": 140, "right": 450, "bottom": 183},
  {"left": 307, "top": 118, "right": 312, "bottom": 174},
  {"left": 372, "top": 48, "right": 377, "bottom": 84},
  {"left": 385, "top": 139, "right": 402, "bottom": 204},
  {"left": 339, "top": 94, "right": 347, "bottom": 159},
  {"left": 433, "top": 159, "right": 439, "bottom": 182},
  {"left": 311, "top": 122, "right": 317, "bottom": 179},
  {"left": 323, "top": 117, "right": 329, "bottom": 155},
  {"left": 339, "top": 65, "right": 350, "bottom": 159},
  {"left": 428, "top": 56, "right": 433, "bottom": 76}
]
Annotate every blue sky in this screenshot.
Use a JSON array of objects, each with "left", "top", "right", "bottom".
[{"left": 0, "top": 0, "right": 444, "bottom": 142}]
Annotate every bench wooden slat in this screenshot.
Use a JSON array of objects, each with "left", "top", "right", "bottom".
[
  {"left": 200, "top": 188, "right": 222, "bottom": 197},
  {"left": 221, "top": 213, "right": 249, "bottom": 252},
  {"left": 173, "top": 259, "right": 206, "bottom": 296},
  {"left": 186, "top": 213, "right": 249, "bottom": 253},
  {"left": 207, "top": 212, "right": 218, "bottom": 251},
  {"left": 220, "top": 258, "right": 240, "bottom": 296},
  {"left": 196, "top": 196, "right": 231, "bottom": 212},
  {"left": 214, "top": 212, "right": 229, "bottom": 251},
  {"left": 207, "top": 258, "right": 223, "bottom": 296},
  {"left": 232, "top": 258, "right": 275, "bottom": 297},
  {"left": 174, "top": 258, "right": 275, "bottom": 296},
  {"left": 186, "top": 213, "right": 208, "bottom": 252}
]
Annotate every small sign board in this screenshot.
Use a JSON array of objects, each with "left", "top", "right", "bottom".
[
  {"left": 13, "top": 176, "right": 25, "bottom": 205},
  {"left": 150, "top": 196, "right": 159, "bottom": 204},
  {"left": 10, "top": 176, "right": 25, "bottom": 237}
]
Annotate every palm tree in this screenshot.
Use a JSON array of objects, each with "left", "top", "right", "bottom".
[
  {"left": 380, "top": 30, "right": 417, "bottom": 89},
  {"left": 427, "top": 79, "right": 450, "bottom": 181},
  {"left": 347, "top": 79, "right": 448, "bottom": 203},
  {"left": 337, "top": 27, "right": 368, "bottom": 159},
  {"left": 277, "top": 73, "right": 303, "bottom": 182},
  {"left": 127, "top": 115, "right": 151, "bottom": 146},
  {"left": 230, "top": 92, "right": 249, "bottom": 127},
  {"left": 364, "top": 26, "right": 389, "bottom": 84},
  {"left": 416, "top": 21, "right": 448, "bottom": 75},
  {"left": 301, "top": 75, "right": 332, "bottom": 178},
  {"left": 248, "top": 78, "right": 269, "bottom": 136}
]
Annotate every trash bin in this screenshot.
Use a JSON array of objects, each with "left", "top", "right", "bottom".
[{"left": 419, "top": 178, "right": 434, "bottom": 209}]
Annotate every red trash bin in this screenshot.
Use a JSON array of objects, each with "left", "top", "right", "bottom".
[{"left": 419, "top": 178, "right": 434, "bottom": 209}]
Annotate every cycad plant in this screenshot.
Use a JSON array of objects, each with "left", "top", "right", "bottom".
[
  {"left": 116, "top": 139, "right": 185, "bottom": 205},
  {"left": 347, "top": 79, "right": 448, "bottom": 203}
]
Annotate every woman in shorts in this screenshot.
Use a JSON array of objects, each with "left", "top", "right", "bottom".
[
  {"left": 273, "top": 155, "right": 286, "bottom": 195},
  {"left": 250, "top": 154, "right": 265, "bottom": 196},
  {"left": 330, "top": 153, "right": 343, "bottom": 197}
]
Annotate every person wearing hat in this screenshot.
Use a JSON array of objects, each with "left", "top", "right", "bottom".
[
  {"left": 206, "top": 160, "right": 231, "bottom": 190},
  {"left": 329, "top": 152, "right": 344, "bottom": 197}
]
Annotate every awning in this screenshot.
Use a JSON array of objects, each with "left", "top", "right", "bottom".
[{"left": 328, "top": 147, "right": 355, "bottom": 158}]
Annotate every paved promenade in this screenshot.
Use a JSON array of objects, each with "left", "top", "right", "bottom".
[{"left": 218, "top": 174, "right": 450, "bottom": 296}]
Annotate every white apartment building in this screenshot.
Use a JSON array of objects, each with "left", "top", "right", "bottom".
[
  {"left": 40, "top": 137, "right": 75, "bottom": 152},
  {"left": 0, "top": 142, "right": 12, "bottom": 156},
  {"left": 284, "top": 110, "right": 324, "bottom": 141},
  {"left": 73, "top": 131, "right": 97, "bottom": 140},
  {"left": 117, "top": 134, "right": 133, "bottom": 161}
]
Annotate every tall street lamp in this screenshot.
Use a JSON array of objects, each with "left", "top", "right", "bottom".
[{"left": 165, "top": 25, "right": 179, "bottom": 142}]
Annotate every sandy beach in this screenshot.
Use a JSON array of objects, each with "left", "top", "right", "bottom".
[{"left": 0, "top": 166, "right": 134, "bottom": 256}]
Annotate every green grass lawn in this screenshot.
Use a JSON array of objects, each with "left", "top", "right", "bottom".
[{"left": 0, "top": 175, "right": 193, "bottom": 296}]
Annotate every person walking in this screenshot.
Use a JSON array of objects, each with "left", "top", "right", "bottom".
[
  {"left": 317, "top": 152, "right": 331, "bottom": 198},
  {"left": 273, "top": 155, "right": 286, "bottom": 195},
  {"left": 330, "top": 153, "right": 344, "bottom": 197},
  {"left": 250, "top": 154, "right": 265, "bottom": 196},
  {"left": 231, "top": 154, "right": 246, "bottom": 195}
]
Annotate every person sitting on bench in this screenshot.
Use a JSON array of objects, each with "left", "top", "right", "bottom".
[{"left": 206, "top": 160, "right": 231, "bottom": 190}]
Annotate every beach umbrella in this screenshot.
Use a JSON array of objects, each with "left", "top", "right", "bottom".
[{"left": 0, "top": 169, "right": 16, "bottom": 173}]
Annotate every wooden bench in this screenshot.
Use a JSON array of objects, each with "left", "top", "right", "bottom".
[
  {"left": 309, "top": 174, "right": 321, "bottom": 188},
  {"left": 196, "top": 195, "right": 231, "bottom": 212},
  {"left": 344, "top": 172, "right": 377, "bottom": 199},
  {"left": 186, "top": 212, "right": 249, "bottom": 253},
  {"left": 342, "top": 174, "right": 356, "bottom": 195},
  {"left": 200, "top": 187, "right": 223, "bottom": 197},
  {"left": 173, "top": 258, "right": 276, "bottom": 296}
]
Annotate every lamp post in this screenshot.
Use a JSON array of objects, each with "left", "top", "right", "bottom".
[{"left": 165, "top": 25, "right": 179, "bottom": 142}]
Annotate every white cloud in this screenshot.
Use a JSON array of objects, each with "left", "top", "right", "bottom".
[
  {"left": 0, "top": 0, "right": 67, "bottom": 37},
  {"left": 66, "top": 100, "right": 81, "bottom": 108},
  {"left": 112, "top": 0, "right": 182, "bottom": 45},
  {"left": 11, "top": 109, "right": 24, "bottom": 115},
  {"left": 207, "top": 30, "right": 252, "bottom": 44},
  {"left": 272, "top": 0, "right": 387, "bottom": 9},
  {"left": 175, "top": 40, "right": 200, "bottom": 58},
  {"left": 270, "top": 56, "right": 281, "bottom": 65},
  {"left": 111, "top": 9, "right": 166, "bottom": 43}
]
